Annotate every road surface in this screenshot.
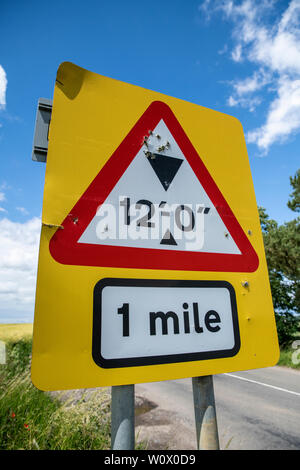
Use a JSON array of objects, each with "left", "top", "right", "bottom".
[{"left": 135, "top": 366, "right": 300, "bottom": 450}]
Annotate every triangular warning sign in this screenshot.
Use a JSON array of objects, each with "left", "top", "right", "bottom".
[{"left": 49, "top": 101, "right": 259, "bottom": 272}]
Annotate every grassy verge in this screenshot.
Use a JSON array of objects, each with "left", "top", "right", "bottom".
[
  {"left": 0, "top": 323, "right": 298, "bottom": 449},
  {"left": 276, "top": 331, "right": 300, "bottom": 370},
  {"left": 0, "top": 326, "right": 111, "bottom": 450},
  {"left": 277, "top": 346, "right": 300, "bottom": 369}
]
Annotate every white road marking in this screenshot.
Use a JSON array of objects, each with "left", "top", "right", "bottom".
[{"left": 224, "top": 373, "right": 300, "bottom": 397}]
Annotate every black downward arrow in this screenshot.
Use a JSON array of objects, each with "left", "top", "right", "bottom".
[{"left": 146, "top": 154, "right": 183, "bottom": 191}]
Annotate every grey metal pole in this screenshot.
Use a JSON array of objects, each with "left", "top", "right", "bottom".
[
  {"left": 111, "top": 384, "right": 135, "bottom": 450},
  {"left": 192, "top": 375, "right": 220, "bottom": 450}
]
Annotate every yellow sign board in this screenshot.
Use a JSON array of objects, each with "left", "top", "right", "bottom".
[{"left": 31, "top": 62, "right": 279, "bottom": 391}]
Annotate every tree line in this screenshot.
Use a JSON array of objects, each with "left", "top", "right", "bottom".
[{"left": 259, "top": 169, "right": 300, "bottom": 346}]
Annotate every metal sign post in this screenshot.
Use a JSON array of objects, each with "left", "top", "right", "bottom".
[
  {"left": 192, "top": 375, "right": 220, "bottom": 450},
  {"left": 111, "top": 378, "right": 220, "bottom": 451},
  {"left": 111, "top": 385, "right": 135, "bottom": 450}
]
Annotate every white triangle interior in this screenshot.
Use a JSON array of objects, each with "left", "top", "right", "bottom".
[{"left": 78, "top": 119, "right": 241, "bottom": 255}]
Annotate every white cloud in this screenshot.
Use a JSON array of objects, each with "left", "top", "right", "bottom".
[
  {"left": 231, "top": 44, "right": 242, "bottom": 62},
  {"left": 246, "top": 3, "right": 300, "bottom": 75},
  {"left": 0, "top": 65, "right": 7, "bottom": 111},
  {"left": 227, "top": 94, "right": 261, "bottom": 112},
  {"left": 248, "top": 77, "right": 300, "bottom": 151},
  {"left": 227, "top": 95, "right": 238, "bottom": 107},
  {"left": 218, "top": 44, "right": 228, "bottom": 55},
  {"left": 16, "top": 206, "right": 29, "bottom": 216},
  {"left": 0, "top": 216, "right": 41, "bottom": 322},
  {"left": 201, "top": 0, "right": 300, "bottom": 153},
  {"left": 227, "top": 69, "right": 270, "bottom": 111},
  {"left": 233, "top": 69, "right": 271, "bottom": 96},
  {"left": 0, "top": 191, "right": 6, "bottom": 213}
]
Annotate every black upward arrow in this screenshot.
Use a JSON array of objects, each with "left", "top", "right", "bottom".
[{"left": 160, "top": 229, "right": 177, "bottom": 246}]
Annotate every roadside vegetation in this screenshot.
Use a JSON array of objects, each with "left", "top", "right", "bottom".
[
  {"left": 259, "top": 168, "right": 300, "bottom": 367},
  {"left": 0, "top": 325, "right": 111, "bottom": 450}
]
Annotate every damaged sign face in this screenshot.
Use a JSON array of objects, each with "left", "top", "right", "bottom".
[{"left": 31, "top": 62, "right": 279, "bottom": 391}]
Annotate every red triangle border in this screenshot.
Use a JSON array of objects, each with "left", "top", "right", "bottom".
[{"left": 49, "top": 101, "right": 259, "bottom": 273}]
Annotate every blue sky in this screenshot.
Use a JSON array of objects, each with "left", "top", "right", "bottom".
[{"left": 0, "top": 0, "right": 299, "bottom": 322}]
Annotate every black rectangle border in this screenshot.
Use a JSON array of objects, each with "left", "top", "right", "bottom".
[{"left": 92, "top": 278, "right": 240, "bottom": 369}]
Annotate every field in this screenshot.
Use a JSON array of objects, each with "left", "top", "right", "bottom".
[{"left": 0, "top": 323, "right": 33, "bottom": 342}]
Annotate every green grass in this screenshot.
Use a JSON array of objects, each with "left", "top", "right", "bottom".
[
  {"left": 276, "top": 330, "right": 300, "bottom": 370},
  {"left": 0, "top": 328, "right": 111, "bottom": 450},
  {"left": 277, "top": 346, "right": 300, "bottom": 369}
]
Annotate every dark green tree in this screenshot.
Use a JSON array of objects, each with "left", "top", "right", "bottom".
[
  {"left": 258, "top": 169, "right": 300, "bottom": 346},
  {"left": 287, "top": 169, "right": 300, "bottom": 213}
]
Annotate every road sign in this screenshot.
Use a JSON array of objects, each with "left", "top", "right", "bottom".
[
  {"left": 31, "top": 62, "right": 279, "bottom": 391},
  {"left": 93, "top": 279, "right": 240, "bottom": 369},
  {"left": 49, "top": 100, "right": 258, "bottom": 273}
]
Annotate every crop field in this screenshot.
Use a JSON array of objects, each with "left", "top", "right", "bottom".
[{"left": 0, "top": 323, "right": 33, "bottom": 342}]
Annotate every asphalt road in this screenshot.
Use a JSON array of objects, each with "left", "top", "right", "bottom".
[{"left": 135, "top": 366, "right": 300, "bottom": 450}]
